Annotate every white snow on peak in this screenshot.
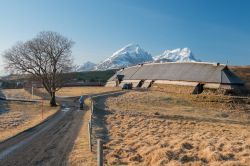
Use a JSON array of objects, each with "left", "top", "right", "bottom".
[
  {"left": 154, "top": 47, "right": 199, "bottom": 63},
  {"left": 78, "top": 61, "right": 96, "bottom": 71},
  {"left": 79, "top": 45, "right": 201, "bottom": 71},
  {"left": 96, "top": 44, "right": 153, "bottom": 70}
]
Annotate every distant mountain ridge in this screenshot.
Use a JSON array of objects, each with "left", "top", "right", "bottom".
[
  {"left": 154, "top": 48, "right": 199, "bottom": 63},
  {"left": 96, "top": 44, "right": 152, "bottom": 70},
  {"left": 79, "top": 44, "right": 200, "bottom": 71},
  {"left": 78, "top": 61, "right": 96, "bottom": 71}
]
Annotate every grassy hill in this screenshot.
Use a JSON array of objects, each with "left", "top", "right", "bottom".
[{"left": 230, "top": 66, "right": 250, "bottom": 91}]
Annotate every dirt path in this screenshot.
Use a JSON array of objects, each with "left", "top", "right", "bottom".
[{"left": 0, "top": 97, "right": 84, "bottom": 166}]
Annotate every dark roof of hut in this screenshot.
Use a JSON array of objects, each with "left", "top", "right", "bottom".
[{"left": 108, "top": 62, "right": 244, "bottom": 85}]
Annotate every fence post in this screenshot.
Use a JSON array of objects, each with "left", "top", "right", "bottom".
[
  {"left": 88, "top": 121, "right": 92, "bottom": 152},
  {"left": 90, "top": 98, "right": 93, "bottom": 131},
  {"left": 41, "top": 100, "right": 44, "bottom": 120},
  {"left": 91, "top": 100, "right": 94, "bottom": 114},
  {"left": 97, "top": 139, "right": 103, "bottom": 166},
  {"left": 31, "top": 86, "right": 34, "bottom": 99}
]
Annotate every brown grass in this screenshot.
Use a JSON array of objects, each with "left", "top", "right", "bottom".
[
  {"left": 0, "top": 88, "right": 41, "bottom": 100},
  {"left": 230, "top": 66, "right": 250, "bottom": 91},
  {"left": 105, "top": 112, "right": 250, "bottom": 166},
  {"left": 56, "top": 87, "right": 120, "bottom": 97},
  {"left": 106, "top": 91, "right": 250, "bottom": 123},
  {"left": 68, "top": 98, "right": 96, "bottom": 166},
  {"left": 0, "top": 86, "right": 120, "bottom": 99},
  {"left": 96, "top": 91, "right": 250, "bottom": 165}
]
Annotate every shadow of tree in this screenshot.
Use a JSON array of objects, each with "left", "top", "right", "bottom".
[
  {"left": 0, "top": 89, "right": 10, "bottom": 115},
  {"left": 24, "top": 87, "right": 50, "bottom": 100}
]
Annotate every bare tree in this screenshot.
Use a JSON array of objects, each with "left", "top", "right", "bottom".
[{"left": 3, "top": 31, "right": 74, "bottom": 106}]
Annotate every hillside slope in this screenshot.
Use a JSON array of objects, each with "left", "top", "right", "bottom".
[
  {"left": 230, "top": 66, "right": 250, "bottom": 91},
  {"left": 154, "top": 48, "right": 199, "bottom": 62},
  {"left": 96, "top": 44, "right": 152, "bottom": 70}
]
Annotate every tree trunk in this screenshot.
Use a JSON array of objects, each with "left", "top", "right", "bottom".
[{"left": 50, "top": 91, "right": 57, "bottom": 107}]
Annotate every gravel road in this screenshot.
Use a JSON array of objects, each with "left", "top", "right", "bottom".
[{"left": 0, "top": 97, "right": 84, "bottom": 166}]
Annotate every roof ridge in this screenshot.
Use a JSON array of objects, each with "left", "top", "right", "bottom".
[{"left": 142, "top": 61, "right": 227, "bottom": 66}]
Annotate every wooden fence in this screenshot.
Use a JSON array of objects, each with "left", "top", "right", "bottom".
[{"left": 88, "top": 98, "right": 103, "bottom": 166}]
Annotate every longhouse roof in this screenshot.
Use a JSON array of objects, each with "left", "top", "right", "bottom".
[{"left": 108, "top": 62, "right": 244, "bottom": 85}]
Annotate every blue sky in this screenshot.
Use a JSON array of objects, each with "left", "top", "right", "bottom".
[{"left": 0, "top": 0, "right": 250, "bottom": 74}]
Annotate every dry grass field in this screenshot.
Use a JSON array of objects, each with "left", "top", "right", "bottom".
[
  {"left": 105, "top": 112, "right": 250, "bottom": 166},
  {"left": 0, "top": 88, "right": 41, "bottom": 100},
  {"left": 107, "top": 91, "right": 250, "bottom": 123},
  {"left": 230, "top": 66, "right": 250, "bottom": 91},
  {"left": 94, "top": 91, "right": 250, "bottom": 165},
  {"left": 31, "top": 86, "right": 119, "bottom": 98},
  {"left": 0, "top": 86, "right": 119, "bottom": 99},
  {"left": 55, "top": 86, "right": 120, "bottom": 97}
]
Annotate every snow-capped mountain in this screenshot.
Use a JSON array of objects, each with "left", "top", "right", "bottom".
[
  {"left": 78, "top": 61, "right": 96, "bottom": 71},
  {"left": 79, "top": 45, "right": 200, "bottom": 71},
  {"left": 96, "top": 44, "right": 153, "bottom": 70},
  {"left": 153, "top": 48, "right": 199, "bottom": 63}
]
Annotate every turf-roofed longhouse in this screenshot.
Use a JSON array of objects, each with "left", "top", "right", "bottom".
[{"left": 106, "top": 62, "right": 245, "bottom": 94}]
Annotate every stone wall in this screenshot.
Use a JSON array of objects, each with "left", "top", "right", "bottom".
[{"left": 151, "top": 83, "right": 196, "bottom": 94}]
